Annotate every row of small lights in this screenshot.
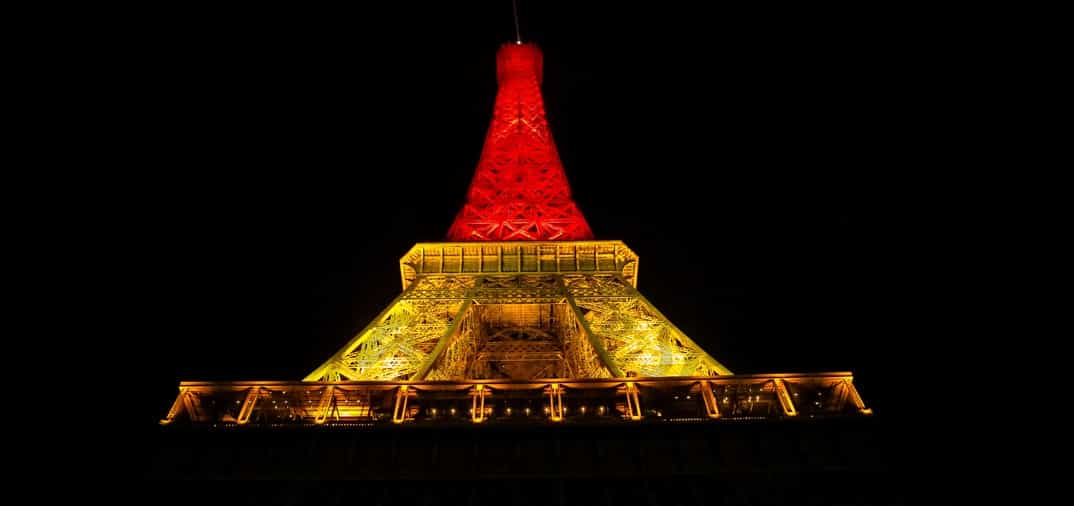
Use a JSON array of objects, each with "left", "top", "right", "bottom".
[
  {"left": 425, "top": 405, "right": 610, "bottom": 416},
  {"left": 210, "top": 411, "right": 822, "bottom": 427},
  {"left": 211, "top": 386, "right": 837, "bottom": 416},
  {"left": 227, "top": 397, "right": 812, "bottom": 411},
  {"left": 205, "top": 407, "right": 833, "bottom": 426}
]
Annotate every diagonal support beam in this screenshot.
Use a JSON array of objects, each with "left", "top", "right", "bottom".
[
  {"left": 560, "top": 277, "right": 624, "bottom": 377},
  {"left": 699, "top": 380, "right": 721, "bottom": 419},
  {"left": 411, "top": 299, "right": 475, "bottom": 380},
  {"left": 332, "top": 362, "right": 366, "bottom": 381},
  {"left": 314, "top": 386, "right": 336, "bottom": 424},
  {"left": 182, "top": 390, "right": 203, "bottom": 422},
  {"left": 160, "top": 391, "right": 201, "bottom": 425},
  {"left": 834, "top": 378, "right": 850, "bottom": 409},
  {"left": 304, "top": 285, "right": 417, "bottom": 382},
  {"left": 236, "top": 387, "right": 261, "bottom": 425},
  {"left": 844, "top": 378, "right": 872, "bottom": 414},
  {"left": 624, "top": 382, "right": 642, "bottom": 420},
  {"left": 773, "top": 379, "right": 798, "bottom": 417},
  {"left": 616, "top": 274, "right": 732, "bottom": 376},
  {"left": 157, "top": 391, "right": 185, "bottom": 425}
]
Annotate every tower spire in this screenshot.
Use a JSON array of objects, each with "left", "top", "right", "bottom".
[
  {"left": 447, "top": 42, "right": 594, "bottom": 241},
  {"left": 512, "top": 0, "right": 522, "bottom": 43}
]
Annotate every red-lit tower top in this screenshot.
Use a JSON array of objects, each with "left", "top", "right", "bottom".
[{"left": 447, "top": 43, "right": 594, "bottom": 241}]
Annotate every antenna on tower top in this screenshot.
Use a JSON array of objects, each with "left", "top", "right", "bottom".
[{"left": 512, "top": 0, "right": 522, "bottom": 43}]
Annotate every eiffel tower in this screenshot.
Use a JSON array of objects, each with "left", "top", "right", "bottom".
[{"left": 161, "top": 42, "right": 870, "bottom": 427}]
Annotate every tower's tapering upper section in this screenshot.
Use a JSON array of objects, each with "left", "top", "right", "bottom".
[{"left": 447, "top": 43, "right": 594, "bottom": 241}]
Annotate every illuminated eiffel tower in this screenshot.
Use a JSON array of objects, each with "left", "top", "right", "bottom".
[{"left": 161, "top": 42, "right": 870, "bottom": 427}]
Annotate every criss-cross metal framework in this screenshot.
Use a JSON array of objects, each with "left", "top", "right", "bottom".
[
  {"left": 305, "top": 241, "right": 730, "bottom": 383},
  {"left": 447, "top": 43, "right": 592, "bottom": 241}
]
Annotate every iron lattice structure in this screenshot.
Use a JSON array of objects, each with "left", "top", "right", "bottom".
[
  {"left": 162, "top": 42, "right": 870, "bottom": 427},
  {"left": 447, "top": 43, "right": 593, "bottom": 241},
  {"left": 305, "top": 241, "right": 730, "bottom": 383}
]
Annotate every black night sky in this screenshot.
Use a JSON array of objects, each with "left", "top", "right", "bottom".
[{"left": 131, "top": 1, "right": 970, "bottom": 487}]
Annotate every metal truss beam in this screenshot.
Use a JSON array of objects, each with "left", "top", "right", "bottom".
[
  {"left": 399, "top": 241, "right": 640, "bottom": 290},
  {"left": 412, "top": 299, "right": 475, "bottom": 380},
  {"left": 699, "top": 380, "right": 721, "bottom": 419},
  {"left": 773, "top": 378, "right": 798, "bottom": 417},
  {"left": 314, "top": 386, "right": 335, "bottom": 424},
  {"left": 304, "top": 286, "right": 416, "bottom": 382},
  {"left": 559, "top": 276, "right": 624, "bottom": 377},
  {"left": 236, "top": 387, "right": 261, "bottom": 425},
  {"left": 161, "top": 372, "right": 870, "bottom": 426},
  {"left": 302, "top": 240, "right": 785, "bottom": 384},
  {"left": 160, "top": 388, "right": 187, "bottom": 425},
  {"left": 623, "top": 382, "right": 642, "bottom": 420},
  {"left": 844, "top": 377, "right": 872, "bottom": 414}
]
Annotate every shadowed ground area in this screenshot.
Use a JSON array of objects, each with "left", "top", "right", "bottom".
[{"left": 144, "top": 416, "right": 956, "bottom": 504}]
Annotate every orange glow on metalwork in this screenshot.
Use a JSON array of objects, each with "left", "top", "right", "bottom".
[
  {"left": 447, "top": 43, "right": 593, "bottom": 241},
  {"left": 159, "top": 388, "right": 187, "bottom": 425},
  {"left": 699, "top": 381, "right": 721, "bottom": 419},
  {"left": 235, "top": 387, "right": 260, "bottom": 425},
  {"left": 314, "top": 386, "right": 335, "bottom": 424},
  {"left": 547, "top": 383, "right": 564, "bottom": 421},
  {"left": 161, "top": 374, "right": 871, "bottom": 426},
  {"left": 392, "top": 386, "right": 411, "bottom": 424},
  {"left": 335, "top": 405, "right": 371, "bottom": 418},
  {"left": 624, "top": 382, "right": 642, "bottom": 420},
  {"left": 774, "top": 379, "right": 798, "bottom": 416},
  {"left": 844, "top": 378, "right": 873, "bottom": 414},
  {"left": 471, "top": 384, "right": 489, "bottom": 423}
]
